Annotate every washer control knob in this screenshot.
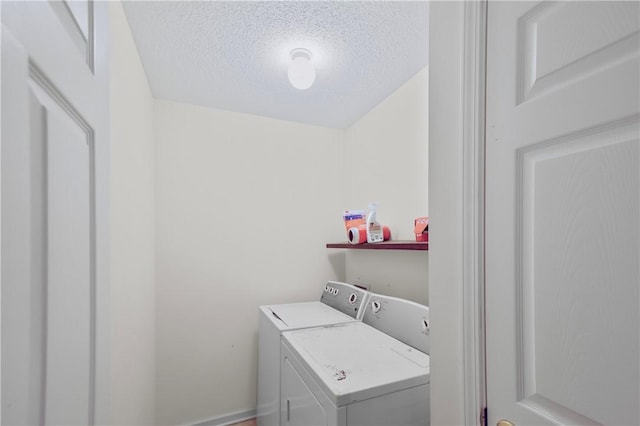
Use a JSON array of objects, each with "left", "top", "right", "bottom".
[
  {"left": 371, "top": 301, "right": 382, "bottom": 314},
  {"left": 422, "top": 319, "right": 430, "bottom": 333},
  {"left": 348, "top": 293, "right": 358, "bottom": 305},
  {"left": 324, "top": 285, "right": 330, "bottom": 293},
  {"left": 333, "top": 287, "right": 339, "bottom": 296}
]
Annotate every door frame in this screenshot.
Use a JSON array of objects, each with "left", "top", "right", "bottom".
[
  {"left": 461, "top": 1, "right": 487, "bottom": 424},
  {"left": 428, "top": 0, "right": 487, "bottom": 423},
  {"left": 0, "top": 3, "right": 3, "bottom": 419}
]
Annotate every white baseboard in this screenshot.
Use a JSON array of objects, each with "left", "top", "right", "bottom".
[{"left": 189, "top": 408, "right": 256, "bottom": 426}]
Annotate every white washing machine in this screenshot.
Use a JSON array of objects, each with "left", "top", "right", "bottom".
[
  {"left": 257, "top": 281, "right": 370, "bottom": 426},
  {"left": 280, "top": 294, "right": 430, "bottom": 426}
]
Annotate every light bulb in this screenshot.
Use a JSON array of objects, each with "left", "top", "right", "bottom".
[{"left": 288, "top": 48, "right": 315, "bottom": 90}]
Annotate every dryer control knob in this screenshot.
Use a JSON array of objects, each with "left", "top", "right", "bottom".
[
  {"left": 333, "top": 287, "right": 339, "bottom": 296},
  {"left": 422, "top": 319, "right": 430, "bottom": 333},
  {"left": 372, "top": 301, "right": 382, "bottom": 314},
  {"left": 348, "top": 293, "right": 358, "bottom": 305},
  {"left": 324, "top": 285, "right": 330, "bottom": 293}
]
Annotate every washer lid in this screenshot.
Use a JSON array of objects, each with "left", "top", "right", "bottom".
[
  {"left": 260, "top": 302, "right": 356, "bottom": 331},
  {"left": 282, "top": 322, "right": 430, "bottom": 406}
]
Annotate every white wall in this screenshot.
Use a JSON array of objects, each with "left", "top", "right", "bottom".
[
  {"left": 109, "top": 3, "right": 156, "bottom": 424},
  {"left": 344, "top": 68, "right": 429, "bottom": 304},
  {"left": 154, "top": 101, "right": 347, "bottom": 425},
  {"left": 428, "top": 2, "right": 466, "bottom": 424}
]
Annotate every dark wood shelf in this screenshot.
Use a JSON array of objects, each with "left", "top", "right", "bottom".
[{"left": 326, "top": 240, "right": 428, "bottom": 251}]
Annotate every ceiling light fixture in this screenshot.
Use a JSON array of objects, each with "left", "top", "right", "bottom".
[{"left": 288, "top": 48, "right": 315, "bottom": 90}]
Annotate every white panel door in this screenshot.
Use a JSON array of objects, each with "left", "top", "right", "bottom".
[
  {"left": 486, "top": 1, "right": 639, "bottom": 425},
  {"left": 1, "top": 1, "right": 109, "bottom": 425}
]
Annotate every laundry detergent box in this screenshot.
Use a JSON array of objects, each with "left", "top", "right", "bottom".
[{"left": 343, "top": 210, "right": 366, "bottom": 231}]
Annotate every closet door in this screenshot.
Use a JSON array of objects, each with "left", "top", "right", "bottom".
[
  {"left": 485, "top": 1, "right": 639, "bottom": 425},
  {"left": 1, "top": 1, "right": 110, "bottom": 424}
]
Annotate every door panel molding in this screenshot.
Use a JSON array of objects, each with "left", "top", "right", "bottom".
[
  {"left": 519, "top": 394, "right": 600, "bottom": 426},
  {"left": 29, "top": 62, "right": 94, "bottom": 137},
  {"left": 28, "top": 60, "right": 97, "bottom": 425},
  {"left": 514, "top": 116, "right": 639, "bottom": 424},
  {"left": 517, "top": 1, "right": 640, "bottom": 104},
  {"left": 48, "top": 0, "right": 95, "bottom": 72},
  {"left": 515, "top": 115, "right": 640, "bottom": 399},
  {"left": 27, "top": 88, "right": 48, "bottom": 426}
]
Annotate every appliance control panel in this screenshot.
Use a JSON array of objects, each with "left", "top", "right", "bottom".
[
  {"left": 320, "top": 281, "right": 370, "bottom": 319},
  {"left": 364, "top": 294, "right": 430, "bottom": 354}
]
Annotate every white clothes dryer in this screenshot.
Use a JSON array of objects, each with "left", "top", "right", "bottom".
[
  {"left": 280, "top": 294, "right": 430, "bottom": 426},
  {"left": 257, "top": 281, "right": 370, "bottom": 426}
]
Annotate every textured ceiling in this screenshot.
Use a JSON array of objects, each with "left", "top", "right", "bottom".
[{"left": 122, "top": 1, "right": 429, "bottom": 129}]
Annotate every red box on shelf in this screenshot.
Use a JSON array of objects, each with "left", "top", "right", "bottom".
[{"left": 414, "top": 217, "right": 429, "bottom": 242}]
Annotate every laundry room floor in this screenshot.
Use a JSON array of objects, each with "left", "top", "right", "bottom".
[{"left": 229, "top": 419, "right": 256, "bottom": 426}]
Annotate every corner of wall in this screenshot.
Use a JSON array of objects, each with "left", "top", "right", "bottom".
[
  {"left": 108, "top": 2, "right": 157, "bottom": 424},
  {"left": 342, "top": 67, "right": 429, "bottom": 305}
]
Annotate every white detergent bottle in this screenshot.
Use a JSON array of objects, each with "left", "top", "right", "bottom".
[{"left": 366, "top": 203, "right": 384, "bottom": 243}]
